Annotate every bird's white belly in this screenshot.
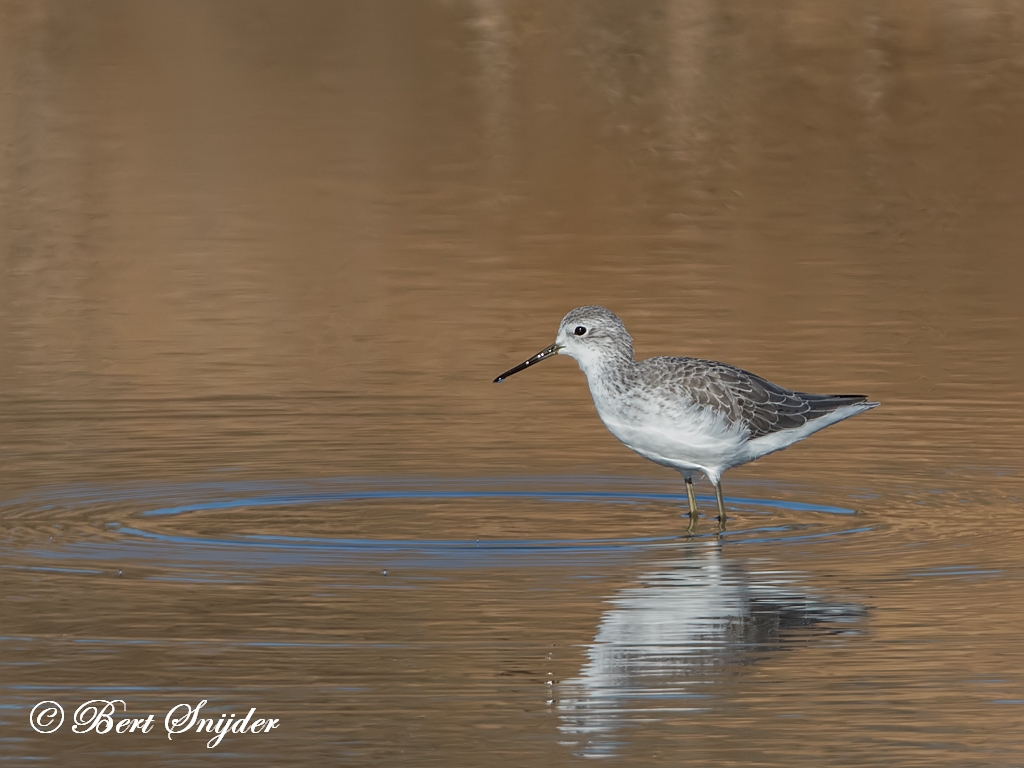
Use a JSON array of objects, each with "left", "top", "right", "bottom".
[{"left": 595, "top": 403, "right": 748, "bottom": 476}]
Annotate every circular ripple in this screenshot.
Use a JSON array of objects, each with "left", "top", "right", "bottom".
[{"left": 1, "top": 476, "right": 870, "bottom": 572}]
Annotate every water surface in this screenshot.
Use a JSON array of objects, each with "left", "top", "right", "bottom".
[{"left": 1, "top": 2, "right": 1022, "bottom": 765}]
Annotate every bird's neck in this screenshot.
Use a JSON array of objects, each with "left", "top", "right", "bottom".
[{"left": 577, "top": 350, "right": 637, "bottom": 397}]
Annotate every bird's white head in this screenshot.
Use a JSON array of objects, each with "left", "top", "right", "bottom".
[
  {"left": 554, "top": 306, "right": 634, "bottom": 373},
  {"left": 494, "top": 305, "right": 634, "bottom": 383}
]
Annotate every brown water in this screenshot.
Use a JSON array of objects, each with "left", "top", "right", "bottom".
[{"left": 1, "top": 2, "right": 1023, "bottom": 765}]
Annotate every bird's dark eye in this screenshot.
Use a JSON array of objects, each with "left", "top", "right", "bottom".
[{"left": 574, "top": 326, "right": 587, "bottom": 336}]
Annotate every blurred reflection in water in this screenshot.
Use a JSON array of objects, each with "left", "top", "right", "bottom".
[{"left": 558, "top": 541, "right": 865, "bottom": 757}]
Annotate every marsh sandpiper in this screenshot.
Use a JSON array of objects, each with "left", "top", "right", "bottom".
[{"left": 494, "top": 306, "right": 878, "bottom": 531}]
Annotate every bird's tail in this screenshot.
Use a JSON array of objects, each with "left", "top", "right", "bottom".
[{"left": 798, "top": 393, "right": 880, "bottom": 420}]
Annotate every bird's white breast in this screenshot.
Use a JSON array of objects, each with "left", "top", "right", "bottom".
[{"left": 585, "top": 371, "right": 747, "bottom": 475}]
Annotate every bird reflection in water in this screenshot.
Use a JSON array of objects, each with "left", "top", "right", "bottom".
[{"left": 555, "top": 541, "right": 865, "bottom": 757}]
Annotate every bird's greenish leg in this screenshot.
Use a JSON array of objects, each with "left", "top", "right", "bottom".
[
  {"left": 715, "top": 483, "right": 727, "bottom": 531},
  {"left": 685, "top": 476, "right": 699, "bottom": 534}
]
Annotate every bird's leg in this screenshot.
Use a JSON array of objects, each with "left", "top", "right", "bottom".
[
  {"left": 715, "top": 483, "right": 727, "bottom": 531},
  {"left": 685, "top": 476, "right": 699, "bottom": 533}
]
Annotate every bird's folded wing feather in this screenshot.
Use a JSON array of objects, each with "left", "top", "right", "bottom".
[{"left": 647, "top": 357, "right": 868, "bottom": 439}]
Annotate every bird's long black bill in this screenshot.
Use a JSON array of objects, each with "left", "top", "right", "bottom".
[{"left": 493, "top": 343, "right": 561, "bottom": 383}]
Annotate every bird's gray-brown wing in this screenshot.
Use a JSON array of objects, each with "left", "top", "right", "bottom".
[{"left": 648, "top": 357, "right": 872, "bottom": 439}]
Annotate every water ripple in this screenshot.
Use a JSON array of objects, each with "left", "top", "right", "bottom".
[{"left": 2, "top": 476, "right": 869, "bottom": 573}]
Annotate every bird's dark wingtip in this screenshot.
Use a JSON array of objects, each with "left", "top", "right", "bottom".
[{"left": 839, "top": 395, "right": 880, "bottom": 408}]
